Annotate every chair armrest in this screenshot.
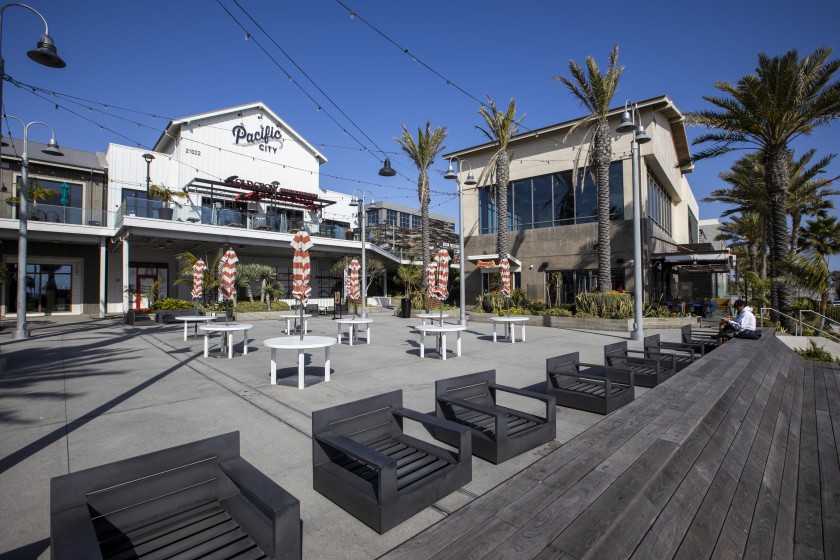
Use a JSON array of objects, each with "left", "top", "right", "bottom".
[
  {"left": 489, "top": 383, "right": 556, "bottom": 418},
  {"left": 647, "top": 343, "right": 696, "bottom": 359},
  {"left": 315, "top": 431, "right": 396, "bottom": 470},
  {"left": 393, "top": 407, "right": 472, "bottom": 460},
  {"left": 221, "top": 457, "right": 299, "bottom": 514},
  {"left": 657, "top": 341, "right": 703, "bottom": 355},
  {"left": 51, "top": 504, "right": 103, "bottom": 560},
  {"left": 439, "top": 395, "right": 505, "bottom": 419}
]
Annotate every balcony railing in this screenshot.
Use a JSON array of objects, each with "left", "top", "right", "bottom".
[
  {"left": 1, "top": 201, "right": 115, "bottom": 227},
  {"left": 119, "top": 199, "right": 349, "bottom": 239}
]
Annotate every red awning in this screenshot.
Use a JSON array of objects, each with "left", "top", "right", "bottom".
[{"left": 234, "top": 190, "right": 266, "bottom": 201}]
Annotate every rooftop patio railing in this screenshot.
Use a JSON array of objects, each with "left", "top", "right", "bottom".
[{"left": 1, "top": 201, "right": 116, "bottom": 227}]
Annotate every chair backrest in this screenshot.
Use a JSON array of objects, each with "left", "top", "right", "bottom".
[
  {"left": 643, "top": 334, "right": 661, "bottom": 349},
  {"left": 312, "top": 390, "right": 402, "bottom": 444},
  {"left": 51, "top": 432, "right": 240, "bottom": 536},
  {"left": 681, "top": 325, "right": 693, "bottom": 343},
  {"left": 436, "top": 370, "right": 496, "bottom": 407},
  {"left": 546, "top": 352, "right": 579, "bottom": 375},
  {"left": 603, "top": 341, "right": 628, "bottom": 367}
]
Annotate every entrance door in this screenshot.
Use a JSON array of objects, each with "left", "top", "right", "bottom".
[{"left": 136, "top": 274, "right": 157, "bottom": 309}]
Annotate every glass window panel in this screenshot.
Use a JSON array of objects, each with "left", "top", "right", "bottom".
[
  {"left": 399, "top": 212, "right": 409, "bottom": 228},
  {"left": 479, "top": 188, "right": 496, "bottom": 234},
  {"left": 366, "top": 209, "right": 379, "bottom": 225},
  {"left": 386, "top": 209, "right": 398, "bottom": 226},
  {"left": 412, "top": 214, "right": 421, "bottom": 229},
  {"left": 574, "top": 170, "right": 597, "bottom": 224},
  {"left": 512, "top": 179, "right": 531, "bottom": 231},
  {"left": 532, "top": 175, "right": 553, "bottom": 228},
  {"left": 553, "top": 173, "right": 574, "bottom": 225},
  {"left": 608, "top": 161, "right": 624, "bottom": 220}
]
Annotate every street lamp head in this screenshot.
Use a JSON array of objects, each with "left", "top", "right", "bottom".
[
  {"left": 142, "top": 153, "right": 155, "bottom": 164},
  {"left": 634, "top": 124, "right": 652, "bottom": 144},
  {"left": 443, "top": 160, "right": 457, "bottom": 180},
  {"left": 41, "top": 137, "right": 62, "bottom": 156},
  {"left": 616, "top": 109, "right": 635, "bottom": 134},
  {"left": 26, "top": 34, "right": 66, "bottom": 68},
  {"left": 378, "top": 157, "right": 396, "bottom": 177},
  {"left": 464, "top": 171, "right": 477, "bottom": 186}
]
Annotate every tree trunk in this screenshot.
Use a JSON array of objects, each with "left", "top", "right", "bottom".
[
  {"left": 790, "top": 211, "right": 801, "bottom": 255},
  {"left": 496, "top": 151, "right": 510, "bottom": 261},
  {"left": 594, "top": 121, "right": 612, "bottom": 292},
  {"left": 419, "top": 171, "right": 431, "bottom": 292},
  {"left": 765, "top": 145, "right": 792, "bottom": 324}
]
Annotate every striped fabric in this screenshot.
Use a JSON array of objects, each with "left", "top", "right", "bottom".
[
  {"left": 347, "top": 258, "right": 361, "bottom": 301},
  {"left": 426, "top": 262, "right": 438, "bottom": 301},
  {"left": 218, "top": 250, "right": 238, "bottom": 301},
  {"left": 500, "top": 258, "right": 511, "bottom": 298},
  {"left": 434, "top": 249, "right": 451, "bottom": 300},
  {"left": 191, "top": 259, "right": 207, "bottom": 299},
  {"left": 291, "top": 231, "right": 313, "bottom": 303}
]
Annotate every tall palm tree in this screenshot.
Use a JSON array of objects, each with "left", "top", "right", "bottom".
[
  {"left": 554, "top": 44, "right": 624, "bottom": 292},
  {"left": 686, "top": 47, "right": 840, "bottom": 317},
  {"left": 476, "top": 96, "right": 525, "bottom": 262},
  {"left": 395, "top": 121, "right": 447, "bottom": 290},
  {"left": 785, "top": 149, "right": 839, "bottom": 253},
  {"left": 717, "top": 212, "right": 764, "bottom": 278},
  {"left": 783, "top": 216, "right": 840, "bottom": 325}
]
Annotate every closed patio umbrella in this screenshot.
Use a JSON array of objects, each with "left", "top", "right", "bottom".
[
  {"left": 347, "top": 258, "right": 361, "bottom": 315},
  {"left": 219, "top": 249, "right": 239, "bottom": 325},
  {"left": 426, "top": 262, "right": 438, "bottom": 312},
  {"left": 291, "top": 231, "right": 313, "bottom": 340},
  {"left": 499, "top": 258, "right": 512, "bottom": 317},
  {"left": 191, "top": 259, "right": 207, "bottom": 304},
  {"left": 434, "top": 249, "right": 451, "bottom": 324}
]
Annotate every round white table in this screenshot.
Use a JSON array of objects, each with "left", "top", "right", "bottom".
[
  {"left": 176, "top": 314, "right": 217, "bottom": 341},
  {"left": 416, "top": 312, "right": 450, "bottom": 326},
  {"left": 413, "top": 324, "right": 466, "bottom": 360},
  {"left": 264, "top": 336, "right": 338, "bottom": 389},
  {"left": 279, "top": 313, "right": 312, "bottom": 335},
  {"left": 490, "top": 316, "right": 530, "bottom": 343},
  {"left": 200, "top": 323, "right": 253, "bottom": 359},
  {"left": 335, "top": 318, "right": 373, "bottom": 346}
]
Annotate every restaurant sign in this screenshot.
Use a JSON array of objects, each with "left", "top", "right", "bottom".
[
  {"left": 224, "top": 176, "right": 319, "bottom": 210},
  {"left": 231, "top": 123, "right": 284, "bottom": 154}
]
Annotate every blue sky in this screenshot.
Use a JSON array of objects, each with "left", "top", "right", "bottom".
[{"left": 2, "top": 0, "right": 839, "bottom": 225}]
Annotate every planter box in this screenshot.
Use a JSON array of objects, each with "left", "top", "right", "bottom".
[{"left": 469, "top": 312, "right": 699, "bottom": 332}]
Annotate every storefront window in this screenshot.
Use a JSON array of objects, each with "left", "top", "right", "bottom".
[
  {"left": 7, "top": 263, "right": 73, "bottom": 313},
  {"left": 20, "top": 178, "right": 84, "bottom": 224}
]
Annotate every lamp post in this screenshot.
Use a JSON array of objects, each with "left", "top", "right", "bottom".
[
  {"left": 0, "top": 4, "right": 65, "bottom": 144},
  {"left": 444, "top": 157, "right": 477, "bottom": 327},
  {"left": 142, "top": 153, "right": 155, "bottom": 194},
  {"left": 350, "top": 190, "right": 374, "bottom": 318},
  {"left": 4, "top": 116, "right": 62, "bottom": 339},
  {"left": 616, "top": 102, "right": 651, "bottom": 341}
]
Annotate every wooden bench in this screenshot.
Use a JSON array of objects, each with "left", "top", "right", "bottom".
[
  {"left": 546, "top": 352, "right": 634, "bottom": 415},
  {"left": 434, "top": 370, "right": 556, "bottom": 464},
  {"left": 50, "top": 432, "right": 301, "bottom": 560},
  {"left": 381, "top": 328, "right": 840, "bottom": 560},
  {"left": 604, "top": 340, "right": 677, "bottom": 388},
  {"left": 312, "top": 390, "right": 472, "bottom": 534}
]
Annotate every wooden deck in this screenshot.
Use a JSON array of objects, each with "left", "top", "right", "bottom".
[{"left": 381, "top": 330, "right": 840, "bottom": 559}]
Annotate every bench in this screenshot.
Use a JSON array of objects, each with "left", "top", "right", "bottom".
[
  {"left": 434, "top": 370, "right": 556, "bottom": 464},
  {"left": 681, "top": 324, "right": 718, "bottom": 354},
  {"left": 312, "top": 390, "right": 472, "bottom": 534},
  {"left": 546, "top": 352, "right": 634, "bottom": 415},
  {"left": 644, "top": 333, "right": 700, "bottom": 371},
  {"left": 604, "top": 340, "right": 677, "bottom": 388},
  {"left": 155, "top": 308, "right": 202, "bottom": 324},
  {"left": 50, "top": 431, "right": 301, "bottom": 560}
]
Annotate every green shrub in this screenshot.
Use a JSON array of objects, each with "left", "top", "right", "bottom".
[
  {"left": 575, "top": 292, "right": 634, "bottom": 318},
  {"left": 539, "top": 307, "right": 573, "bottom": 317},
  {"left": 510, "top": 288, "right": 528, "bottom": 308},
  {"left": 527, "top": 301, "right": 546, "bottom": 314},
  {"left": 795, "top": 340, "right": 840, "bottom": 363},
  {"left": 270, "top": 301, "right": 290, "bottom": 311},
  {"left": 481, "top": 292, "right": 505, "bottom": 314},
  {"left": 235, "top": 301, "right": 267, "bottom": 312},
  {"left": 644, "top": 305, "right": 679, "bottom": 318},
  {"left": 150, "top": 298, "right": 194, "bottom": 311}
]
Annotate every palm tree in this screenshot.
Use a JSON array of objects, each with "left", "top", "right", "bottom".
[
  {"left": 686, "top": 47, "right": 840, "bottom": 318},
  {"left": 396, "top": 263, "right": 421, "bottom": 296},
  {"left": 785, "top": 149, "right": 839, "bottom": 253},
  {"left": 395, "top": 121, "right": 447, "bottom": 290},
  {"left": 175, "top": 249, "right": 223, "bottom": 303},
  {"left": 783, "top": 216, "right": 840, "bottom": 327},
  {"left": 476, "top": 96, "right": 525, "bottom": 262},
  {"left": 554, "top": 44, "right": 624, "bottom": 292},
  {"left": 717, "top": 212, "right": 764, "bottom": 279},
  {"left": 237, "top": 263, "right": 276, "bottom": 303}
]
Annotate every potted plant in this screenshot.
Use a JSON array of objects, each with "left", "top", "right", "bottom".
[{"left": 149, "top": 184, "right": 189, "bottom": 220}]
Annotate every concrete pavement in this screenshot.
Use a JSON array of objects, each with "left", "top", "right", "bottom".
[{"left": 0, "top": 311, "right": 684, "bottom": 559}]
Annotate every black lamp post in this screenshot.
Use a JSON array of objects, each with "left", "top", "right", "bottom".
[
  {"left": 444, "top": 158, "right": 477, "bottom": 327},
  {"left": 142, "top": 153, "right": 155, "bottom": 194}
]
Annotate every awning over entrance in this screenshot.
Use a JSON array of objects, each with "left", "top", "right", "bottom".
[
  {"left": 186, "top": 177, "right": 335, "bottom": 211},
  {"left": 467, "top": 254, "right": 522, "bottom": 272},
  {"left": 656, "top": 252, "right": 733, "bottom": 274}
]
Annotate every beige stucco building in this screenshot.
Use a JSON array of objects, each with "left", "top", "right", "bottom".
[{"left": 445, "top": 95, "right": 729, "bottom": 307}]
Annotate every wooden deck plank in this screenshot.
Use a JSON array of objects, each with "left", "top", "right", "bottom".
[
  {"left": 795, "top": 360, "right": 824, "bottom": 559},
  {"left": 636, "top": 343, "right": 787, "bottom": 560},
  {"left": 814, "top": 361, "right": 840, "bottom": 555},
  {"left": 428, "top": 515, "right": 518, "bottom": 560},
  {"left": 821, "top": 362, "right": 840, "bottom": 468}
]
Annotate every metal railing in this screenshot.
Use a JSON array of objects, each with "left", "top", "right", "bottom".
[
  {"left": 798, "top": 309, "right": 840, "bottom": 341},
  {"left": 758, "top": 307, "right": 801, "bottom": 336},
  {"left": 3, "top": 202, "right": 115, "bottom": 227}
]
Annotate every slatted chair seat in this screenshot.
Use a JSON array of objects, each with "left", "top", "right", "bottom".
[
  {"left": 50, "top": 432, "right": 301, "bottom": 560},
  {"left": 604, "top": 341, "right": 677, "bottom": 388},
  {"left": 435, "top": 370, "right": 556, "bottom": 464},
  {"left": 313, "top": 390, "right": 471, "bottom": 534},
  {"left": 546, "top": 353, "right": 634, "bottom": 415}
]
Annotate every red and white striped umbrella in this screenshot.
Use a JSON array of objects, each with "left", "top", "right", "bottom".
[
  {"left": 218, "top": 250, "right": 238, "bottom": 301},
  {"left": 290, "top": 231, "right": 313, "bottom": 303},
  {"left": 347, "top": 258, "right": 361, "bottom": 301},
  {"left": 499, "top": 258, "right": 512, "bottom": 298},
  {"left": 191, "top": 259, "right": 207, "bottom": 299},
  {"left": 426, "top": 262, "right": 438, "bottom": 300},
  {"left": 434, "top": 249, "right": 451, "bottom": 300}
]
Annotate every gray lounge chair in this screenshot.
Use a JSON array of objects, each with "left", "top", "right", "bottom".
[
  {"left": 546, "top": 352, "right": 634, "bottom": 415},
  {"left": 604, "top": 340, "right": 677, "bottom": 388}
]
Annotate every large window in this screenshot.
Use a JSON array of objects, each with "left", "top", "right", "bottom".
[
  {"left": 399, "top": 212, "right": 410, "bottom": 229},
  {"left": 647, "top": 170, "right": 672, "bottom": 234},
  {"left": 411, "top": 214, "right": 421, "bottom": 229},
  {"left": 688, "top": 208, "right": 698, "bottom": 244},
  {"left": 7, "top": 263, "right": 73, "bottom": 313},
  {"left": 366, "top": 209, "right": 379, "bottom": 225},
  {"left": 22, "top": 178, "right": 84, "bottom": 224},
  {"left": 386, "top": 209, "right": 398, "bottom": 226},
  {"left": 479, "top": 161, "right": 624, "bottom": 234}
]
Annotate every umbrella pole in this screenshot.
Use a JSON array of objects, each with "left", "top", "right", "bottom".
[
  {"left": 507, "top": 297, "right": 511, "bottom": 318},
  {"left": 439, "top": 299, "right": 443, "bottom": 325},
  {"left": 225, "top": 299, "right": 230, "bottom": 326},
  {"left": 299, "top": 298, "right": 304, "bottom": 341}
]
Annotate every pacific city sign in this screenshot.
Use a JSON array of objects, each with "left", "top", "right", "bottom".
[{"left": 231, "top": 123, "right": 284, "bottom": 154}]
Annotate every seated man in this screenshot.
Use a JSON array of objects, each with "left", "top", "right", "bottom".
[{"left": 718, "top": 299, "right": 758, "bottom": 345}]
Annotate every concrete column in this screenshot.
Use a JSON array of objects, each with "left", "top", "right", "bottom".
[
  {"left": 99, "top": 237, "right": 107, "bottom": 317},
  {"left": 122, "top": 237, "right": 130, "bottom": 313}
]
